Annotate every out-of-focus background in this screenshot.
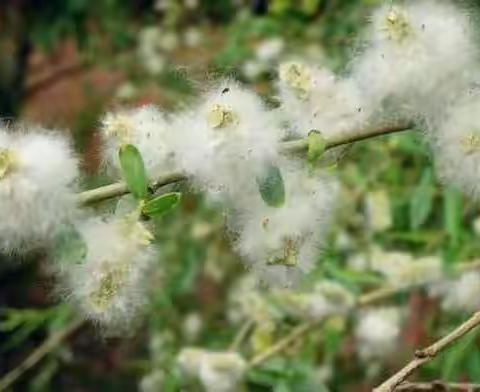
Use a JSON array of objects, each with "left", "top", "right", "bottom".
[{"left": 2, "top": 0, "right": 480, "bottom": 391}]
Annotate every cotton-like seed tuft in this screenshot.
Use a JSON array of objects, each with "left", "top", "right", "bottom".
[
  {"left": 355, "top": 307, "right": 403, "bottom": 361},
  {"left": 177, "top": 348, "right": 246, "bottom": 392},
  {"left": 277, "top": 61, "right": 370, "bottom": 139},
  {"left": 65, "top": 214, "right": 157, "bottom": 331},
  {"left": 101, "top": 105, "right": 176, "bottom": 177},
  {"left": 0, "top": 125, "right": 78, "bottom": 254},
  {"left": 351, "top": 0, "right": 477, "bottom": 118},
  {"left": 228, "top": 160, "right": 338, "bottom": 287},
  {"left": 171, "top": 81, "right": 282, "bottom": 203},
  {"left": 428, "top": 93, "right": 480, "bottom": 199},
  {"left": 440, "top": 272, "right": 480, "bottom": 313}
]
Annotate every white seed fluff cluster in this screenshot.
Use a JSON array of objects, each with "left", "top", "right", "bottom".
[
  {"left": 177, "top": 348, "right": 247, "bottom": 392},
  {"left": 229, "top": 162, "right": 338, "bottom": 287},
  {"left": 355, "top": 307, "right": 403, "bottom": 361},
  {"left": 276, "top": 280, "right": 355, "bottom": 320},
  {"left": 0, "top": 125, "right": 78, "bottom": 254},
  {"left": 369, "top": 248, "right": 443, "bottom": 288},
  {"left": 352, "top": 0, "right": 476, "bottom": 118},
  {"left": 101, "top": 105, "right": 176, "bottom": 176},
  {"left": 277, "top": 61, "right": 369, "bottom": 139},
  {"left": 429, "top": 93, "right": 480, "bottom": 199},
  {"left": 440, "top": 272, "right": 480, "bottom": 313},
  {"left": 172, "top": 81, "right": 282, "bottom": 202},
  {"left": 66, "top": 215, "right": 157, "bottom": 330}
]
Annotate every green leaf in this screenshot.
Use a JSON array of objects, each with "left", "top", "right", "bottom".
[
  {"left": 409, "top": 168, "right": 434, "bottom": 229},
  {"left": 443, "top": 187, "right": 463, "bottom": 248},
  {"left": 52, "top": 224, "right": 87, "bottom": 266},
  {"left": 256, "top": 164, "right": 286, "bottom": 208},
  {"left": 118, "top": 144, "right": 149, "bottom": 200},
  {"left": 442, "top": 327, "right": 479, "bottom": 380},
  {"left": 142, "top": 192, "right": 181, "bottom": 217},
  {"left": 307, "top": 130, "right": 326, "bottom": 163}
]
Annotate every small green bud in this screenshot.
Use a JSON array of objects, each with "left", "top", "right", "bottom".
[{"left": 307, "top": 130, "right": 326, "bottom": 163}]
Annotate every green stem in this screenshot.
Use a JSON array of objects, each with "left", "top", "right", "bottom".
[{"left": 77, "top": 123, "right": 411, "bottom": 205}]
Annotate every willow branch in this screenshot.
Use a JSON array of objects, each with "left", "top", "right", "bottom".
[
  {"left": 76, "top": 122, "right": 412, "bottom": 205},
  {"left": 229, "top": 319, "right": 255, "bottom": 352},
  {"left": 247, "top": 259, "right": 480, "bottom": 369},
  {"left": 374, "top": 312, "right": 480, "bottom": 392}
]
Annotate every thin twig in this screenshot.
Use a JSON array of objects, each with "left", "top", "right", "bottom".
[
  {"left": 0, "top": 318, "right": 84, "bottom": 391},
  {"left": 246, "top": 259, "right": 480, "bottom": 369},
  {"left": 77, "top": 122, "right": 412, "bottom": 205},
  {"left": 229, "top": 319, "right": 255, "bottom": 352},
  {"left": 396, "top": 381, "right": 480, "bottom": 391},
  {"left": 374, "top": 313, "right": 480, "bottom": 392},
  {"left": 248, "top": 320, "right": 320, "bottom": 368}
]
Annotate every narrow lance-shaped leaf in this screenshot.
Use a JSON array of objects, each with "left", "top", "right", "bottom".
[
  {"left": 409, "top": 168, "right": 434, "bottom": 229},
  {"left": 142, "top": 192, "right": 181, "bottom": 217},
  {"left": 256, "top": 163, "right": 285, "bottom": 208},
  {"left": 118, "top": 144, "right": 149, "bottom": 200}
]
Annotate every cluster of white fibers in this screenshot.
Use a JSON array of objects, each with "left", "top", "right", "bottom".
[
  {"left": 355, "top": 307, "right": 403, "bottom": 361},
  {"left": 65, "top": 215, "right": 157, "bottom": 331},
  {"left": 0, "top": 125, "right": 78, "bottom": 254},
  {"left": 429, "top": 92, "right": 480, "bottom": 199},
  {"left": 351, "top": 0, "right": 477, "bottom": 118},
  {"left": 228, "top": 160, "right": 338, "bottom": 287},
  {"left": 276, "top": 280, "right": 355, "bottom": 320},
  {"left": 101, "top": 105, "right": 176, "bottom": 176},
  {"left": 171, "top": 81, "right": 282, "bottom": 203},
  {"left": 277, "top": 61, "right": 370, "bottom": 139},
  {"left": 177, "top": 348, "right": 246, "bottom": 392},
  {"left": 440, "top": 271, "right": 480, "bottom": 313}
]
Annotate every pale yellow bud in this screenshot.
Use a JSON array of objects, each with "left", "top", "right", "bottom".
[
  {"left": 382, "top": 7, "right": 412, "bottom": 43},
  {"left": 89, "top": 264, "right": 127, "bottom": 311},
  {"left": 279, "top": 61, "right": 312, "bottom": 99},
  {"left": 461, "top": 131, "right": 480, "bottom": 154},
  {"left": 207, "top": 103, "right": 239, "bottom": 129},
  {"left": 103, "top": 113, "right": 133, "bottom": 144},
  {"left": 0, "top": 148, "right": 17, "bottom": 180}
]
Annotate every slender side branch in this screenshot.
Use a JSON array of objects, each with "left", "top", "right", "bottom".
[
  {"left": 279, "top": 122, "right": 412, "bottom": 154},
  {"left": 248, "top": 320, "right": 320, "bottom": 368},
  {"left": 374, "top": 312, "right": 480, "bottom": 392},
  {"left": 77, "top": 122, "right": 412, "bottom": 205},
  {"left": 396, "top": 381, "right": 480, "bottom": 391},
  {"left": 0, "top": 318, "right": 84, "bottom": 391},
  {"left": 229, "top": 319, "right": 255, "bottom": 352},
  {"left": 247, "top": 259, "right": 480, "bottom": 369},
  {"left": 77, "top": 170, "right": 187, "bottom": 205}
]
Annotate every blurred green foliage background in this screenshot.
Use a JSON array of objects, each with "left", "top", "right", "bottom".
[{"left": 2, "top": 0, "right": 480, "bottom": 391}]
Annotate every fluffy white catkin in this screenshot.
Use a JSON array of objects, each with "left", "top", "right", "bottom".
[
  {"left": 228, "top": 159, "right": 338, "bottom": 287},
  {"left": 65, "top": 214, "right": 157, "bottom": 331},
  {"left": 355, "top": 307, "right": 403, "bottom": 361},
  {"left": 351, "top": 0, "right": 477, "bottom": 119},
  {"left": 177, "top": 348, "right": 246, "bottom": 392},
  {"left": 171, "top": 81, "right": 282, "bottom": 203},
  {"left": 101, "top": 105, "right": 176, "bottom": 177},
  {"left": 429, "top": 93, "right": 480, "bottom": 199},
  {"left": 0, "top": 125, "right": 78, "bottom": 254},
  {"left": 277, "top": 61, "right": 370, "bottom": 139}
]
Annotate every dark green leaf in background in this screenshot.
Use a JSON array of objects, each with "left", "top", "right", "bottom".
[
  {"left": 256, "top": 163, "right": 286, "bottom": 208},
  {"left": 410, "top": 168, "right": 434, "bottom": 229},
  {"left": 307, "top": 130, "right": 326, "bottom": 163}
]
